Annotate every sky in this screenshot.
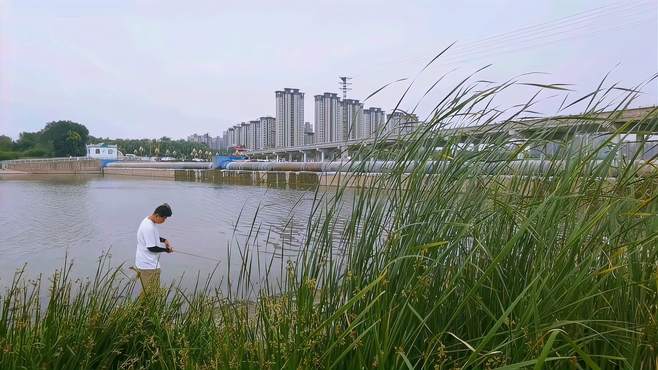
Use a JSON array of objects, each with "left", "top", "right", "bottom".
[{"left": 1, "top": 0, "right": 657, "bottom": 140}]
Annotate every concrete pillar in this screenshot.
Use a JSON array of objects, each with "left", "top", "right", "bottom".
[
  {"left": 320, "top": 150, "right": 325, "bottom": 162},
  {"left": 302, "top": 151, "right": 307, "bottom": 162},
  {"left": 288, "top": 153, "right": 293, "bottom": 162},
  {"left": 275, "top": 154, "right": 279, "bottom": 162}
]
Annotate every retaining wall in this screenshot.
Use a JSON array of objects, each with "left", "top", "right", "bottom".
[
  {"left": 103, "top": 167, "right": 176, "bottom": 179},
  {"left": 1, "top": 158, "right": 101, "bottom": 174},
  {"left": 174, "top": 169, "right": 322, "bottom": 189}
]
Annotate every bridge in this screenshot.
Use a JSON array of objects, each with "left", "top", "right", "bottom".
[{"left": 246, "top": 107, "right": 657, "bottom": 162}]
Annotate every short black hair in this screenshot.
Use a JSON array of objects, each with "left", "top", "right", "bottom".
[{"left": 153, "top": 203, "right": 172, "bottom": 217}]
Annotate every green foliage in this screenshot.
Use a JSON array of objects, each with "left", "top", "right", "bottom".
[
  {"left": 89, "top": 136, "right": 214, "bottom": 159},
  {"left": 0, "top": 135, "right": 12, "bottom": 151},
  {"left": 20, "top": 148, "right": 49, "bottom": 158},
  {"left": 0, "top": 151, "right": 19, "bottom": 160},
  {"left": 40, "top": 120, "right": 89, "bottom": 157},
  {"left": 1, "top": 121, "right": 89, "bottom": 159},
  {"left": 13, "top": 132, "right": 41, "bottom": 152}
]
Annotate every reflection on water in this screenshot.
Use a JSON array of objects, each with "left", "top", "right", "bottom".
[{"left": 0, "top": 175, "right": 352, "bottom": 291}]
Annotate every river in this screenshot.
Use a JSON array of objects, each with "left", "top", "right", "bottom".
[{"left": 0, "top": 174, "right": 352, "bottom": 293}]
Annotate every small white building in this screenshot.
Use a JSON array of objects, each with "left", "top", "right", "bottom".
[{"left": 86, "top": 143, "right": 118, "bottom": 159}]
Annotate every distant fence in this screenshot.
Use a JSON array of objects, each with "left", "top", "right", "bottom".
[{"left": 0, "top": 157, "right": 101, "bottom": 174}]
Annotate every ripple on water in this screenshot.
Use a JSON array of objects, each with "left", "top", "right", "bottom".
[{"left": 0, "top": 176, "right": 353, "bottom": 289}]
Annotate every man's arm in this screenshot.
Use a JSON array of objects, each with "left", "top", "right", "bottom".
[{"left": 147, "top": 246, "right": 170, "bottom": 253}]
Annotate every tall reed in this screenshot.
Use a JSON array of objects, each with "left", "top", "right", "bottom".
[{"left": 1, "top": 73, "right": 657, "bottom": 369}]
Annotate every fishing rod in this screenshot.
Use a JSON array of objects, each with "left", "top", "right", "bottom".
[{"left": 172, "top": 249, "right": 222, "bottom": 263}]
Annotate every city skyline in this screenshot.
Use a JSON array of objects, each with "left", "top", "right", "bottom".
[
  {"left": 216, "top": 85, "right": 423, "bottom": 152},
  {"left": 1, "top": 0, "right": 656, "bottom": 140}
]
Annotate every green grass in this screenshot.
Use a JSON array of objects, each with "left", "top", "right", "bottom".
[{"left": 1, "top": 76, "right": 657, "bottom": 369}]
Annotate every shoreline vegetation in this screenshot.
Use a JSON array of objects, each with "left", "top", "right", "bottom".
[
  {"left": 0, "top": 120, "right": 214, "bottom": 162},
  {"left": 1, "top": 75, "right": 657, "bottom": 369}
]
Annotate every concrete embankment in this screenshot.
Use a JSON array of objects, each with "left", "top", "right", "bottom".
[
  {"left": 104, "top": 163, "right": 367, "bottom": 188},
  {"left": 175, "top": 169, "right": 325, "bottom": 188},
  {"left": 103, "top": 161, "right": 211, "bottom": 180},
  {"left": 6, "top": 158, "right": 656, "bottom": 189},
  {"left": 1, "top": 158, "right": 101, "bottom": 174},
  {"left": 103, "top": 167, "right": 178, "bottom": 179}
]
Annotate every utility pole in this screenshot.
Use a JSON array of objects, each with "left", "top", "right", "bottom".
[{"left": 338, "top": 76, "right": 352, "bottom": 100}]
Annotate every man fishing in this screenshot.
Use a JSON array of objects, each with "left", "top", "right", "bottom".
[{"left": 134, "top": 203, "right": 174, "bottom": 297}]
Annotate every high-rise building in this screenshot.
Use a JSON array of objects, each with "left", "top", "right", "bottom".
[
  {"left": 187, "top": 133, "right": 223, "bottom": 150},
  {"left": 259, "top": 116, "right": 276, "bottom": 149},
  {"left": 245, "top": 122, "right": 254, "bottom": 150},
  {"left": 226, "top": 127, "right": 235, "bottom": 148},
  {"left": 222, "top": 130, "right": 229, "bottom": 150},
  {"left": 239, "top": 122, "right": 249, "bottom": 147},
  {"left": 386, "top": 111, "right": 419, "bottom": 136},
  {"left": 234, "top": 125, "right": 242, "bottom": 147},
  {"left": 304, "top": 122, "right": 314, "bottom": 145},
  {"left": 249, "top": 120, "right": 261, "bottom": 150},
  {"left": 341, "top": 99, "right": 363, "bottom": 140},
  {"left": 362, "top": 107, "right": 386, "bottom": 138},
  {"left": 314, "top": 92, "right": 341, "bottom": 144},
  {"left": 275, "top": 88, "right": 304, "bottom": 148}
]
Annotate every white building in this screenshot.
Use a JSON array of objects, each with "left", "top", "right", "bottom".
[
  {"left": 341, "top": 99, "right": 363, "bottom": 140},
  {"left": 314, "top": 92, "right": 341, "bottom": 144},
  {"left": 362, "top": 107, "right": 386, "bottom": 138},
  {"left": 249, "top": 120, "right": 261, "bottom": 150},
  {"left": 226, "top": 127, "right": 236, "bottom": 148},
  {"left": 187, "top": 133, "right": 222, "bottom": 150},
  {"left": 276, "top": 88, "right": 305, "bottom": 148},
  {"left": 243, "top": 122, "right": 250, "bottom": 150},
  {"left": 86, "top": 143, "right": 118, "bottom": 159},
  {"left": 259, "top": 116, "right": 276, "bottom": 149},
  {"left": 304, "top": 122, "right": 314, "bottom": 146},
  {"left": 387, "top": 111, "right": 419, "bottom": 136}
]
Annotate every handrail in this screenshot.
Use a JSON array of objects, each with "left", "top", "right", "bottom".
[{"left": 0, "top": 157, "right": 96, "bottom": 165}]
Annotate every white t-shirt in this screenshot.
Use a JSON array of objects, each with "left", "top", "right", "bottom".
[{"left": 135, "top": 217, "right": 163, "bottom": 269}]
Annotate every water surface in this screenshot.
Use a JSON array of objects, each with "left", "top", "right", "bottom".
[{"left": 0, "top": 175, "right": 350, "bottom": 292}]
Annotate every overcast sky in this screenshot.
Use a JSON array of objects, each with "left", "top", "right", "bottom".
[{"left": 1, "top": 0, "right": 656, "bottom": 140}]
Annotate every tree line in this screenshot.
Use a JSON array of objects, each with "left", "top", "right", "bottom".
[
  {"left": 1, "top": 121, "right": 221, "bottom": 161},
  {"left": 0, "top": 120, "right": 89, "bottom": 160},
  {"left": 89, "top": 136, "right": 220, "bottom": 160}
]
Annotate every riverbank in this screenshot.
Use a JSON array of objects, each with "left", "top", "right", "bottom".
[
  {"left": 0, "top": 169, "right": 27, "bottom": 175},
  {"left": 2, "top": 98, "right": 657, "bottom": 368}
]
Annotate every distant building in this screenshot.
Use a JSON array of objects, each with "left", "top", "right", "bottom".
[
  {"left": 314, "top": 92, "right": 341, "bottom": 144},
  {"left": 362, "top": 107, "right": 386, "bottom": 138},
  {"left": 304, "top": 122, "right": 314, "bottom": 146},
  {"left": 187, "top": 133, "right": 222, "bottom": 150},
  {"left": 259, "top": 116, "right": 276, "bottom": 149},
  {"left": 221, "top": 130, "right": 229, "bottom": 151},
  {"left": 211, "top": 136, "right": 222, "bottom": 151},
  {"left": 276, "top": 88, "right": 305, "bottom": 148},
  {"left": 235, "top": 123, "right": 247, "bottom": 147},
  {"left": 86, "top": 143, "right": 118, "bottom": 159},
  {"left": 249, "top": 120, "right": 262, "bottom": 150},
  {"left": 245, "top": 122, "right": 254, "bottom": 150},
  {"left": 341, "top": 99, "right": 364, "bottom": 140},
  {"left": 226, "top": 127, "right": 236, "bottom": 148},
  {"left": 386, "top": 111, "right": 419, "bottom": 136}
]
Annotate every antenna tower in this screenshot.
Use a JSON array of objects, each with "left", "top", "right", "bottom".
[{"left": 338, "top": 76, "right": 352, "bottom": 100}]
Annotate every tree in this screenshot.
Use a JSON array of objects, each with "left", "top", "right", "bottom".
[
  {"left": 40, "top": 121, "right": 89, "bottom": 157},
  {"left": 0, "top": 135, "right": 12, "bottom": 151},
  {"left": 14, "top": 132, "right": 41, "bottom": 152}
]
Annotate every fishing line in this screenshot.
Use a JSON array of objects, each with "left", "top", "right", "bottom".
[{"left": 173, "top": 249, "right": 222, "bottom": 263}]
